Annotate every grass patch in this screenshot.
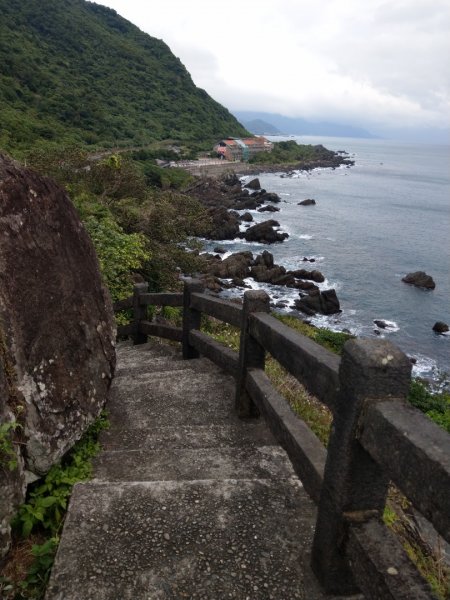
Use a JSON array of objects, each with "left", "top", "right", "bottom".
[{"left": 201, "top": 312, "right": 335, "bottom": 444}]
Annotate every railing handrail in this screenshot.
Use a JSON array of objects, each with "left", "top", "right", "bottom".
[{"left": 112, "top": 280, "right": 448, "bottom": 599}]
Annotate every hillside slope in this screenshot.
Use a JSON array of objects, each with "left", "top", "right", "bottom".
[{"left": 0, "top": 0, "right": 248, "bottom": 155}]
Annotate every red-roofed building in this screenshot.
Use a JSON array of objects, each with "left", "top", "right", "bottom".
[{"left": 214, "top": 137, "right": 273, "bottom": 161}]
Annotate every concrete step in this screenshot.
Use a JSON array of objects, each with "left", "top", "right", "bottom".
[
  {"left": 93, "top": 445, "right": 295, "bottom": 482},
  {"left": 111, "top": 368, "right": 231, "bottom": 390},
  {"left": 99, "top": 422, "right": 276, "bottom": 452},
  {"left": 106, "top": 374, "right": 237, "bottom": 429},
  {"left": 115, "top": 350, "right": 225, "bottom": 376},
  {"left": 46, "top": 479, "right": 327, "bottom": 600}
]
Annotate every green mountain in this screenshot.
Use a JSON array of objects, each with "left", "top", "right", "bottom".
[{"left": 0, "top": 0, "right": 248, "bottom": 156}]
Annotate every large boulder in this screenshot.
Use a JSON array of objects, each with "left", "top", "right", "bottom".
[
  {"left": 402, "top": 271, "right": 435, "bottom": 289},
  {"left": 209, "top": 251, "right": 254, "bottom": 279},
  {"left": 251, "top": 265, "right": 286, "bottom": 284},
  {"left": 0, "top": 155, "right": 116, "bottom": 556},
  {"left": 0, "top": 368, "right": 26, "bottom": 559},
  {"left": 298, "top": 199, "right": 316, "bottom": 206},
  {"left": 245, "top": 178, "right": 261, "bottom": 190}
]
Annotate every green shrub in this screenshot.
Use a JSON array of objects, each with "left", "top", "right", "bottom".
[
  {"left": 408, "top": 380, "right": 450, "bottom": 433},
  {"left": 12, "top": 412, "right": 109, "bottom": 539}
]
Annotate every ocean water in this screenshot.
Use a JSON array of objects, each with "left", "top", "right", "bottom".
[{"left": 203, "top": 136, "right": 450, "bottom": 381}]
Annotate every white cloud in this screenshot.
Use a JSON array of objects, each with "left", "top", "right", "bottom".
[{"left": 96, "top": 0, "right": 450, "bottom": 132}]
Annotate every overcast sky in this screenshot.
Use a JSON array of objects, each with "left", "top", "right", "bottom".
[{"left": 96, "top": 0, "right": 449, "bottom": 139}]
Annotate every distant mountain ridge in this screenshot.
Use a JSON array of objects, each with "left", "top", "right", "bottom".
[
  {"left": 0, "top": 0, "right": 248, "bottom": 155},
  {"left": 240, "top": 119, "right": 281, "bottom": 135},
  {"left": 233, "top": 111, "right": 376, "bottom": 139}
]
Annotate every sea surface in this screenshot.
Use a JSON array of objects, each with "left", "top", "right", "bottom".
[{"left": 202, "top": 136, "right": 450, "bottom": 382}]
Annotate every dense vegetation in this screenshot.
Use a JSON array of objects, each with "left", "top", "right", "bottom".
[
  {"left": 249, "top": 140, "right": 343, "bottom": 164},
  {"left": 25, "top": 146, "right": 209, "bottom": 300},
  {"left": 0, "top": 0, "right": 248, "bottom": 157}
]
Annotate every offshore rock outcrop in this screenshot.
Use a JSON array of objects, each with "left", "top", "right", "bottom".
[
  {"left": 0, "top": 154, "right": 116, "bottom": 557},
  {"left": 402, "top": 271, "right": 435, "bottom": 289}
]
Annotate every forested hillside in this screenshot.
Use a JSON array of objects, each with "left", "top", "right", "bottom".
[{"left": 0, "top": 0, "right": 248, "bottom": 156}]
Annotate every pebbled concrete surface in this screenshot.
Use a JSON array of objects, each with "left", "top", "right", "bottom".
[
  {"left": 47, "top": 479, "right": 326, "bottom": 600},
  {"left": 46, "top": 340, "right": 363, "bottom": 600}
]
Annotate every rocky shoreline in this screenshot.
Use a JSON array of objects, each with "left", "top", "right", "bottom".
[{"left": 186, "top": 171, "right": 343, "bottom": 319}]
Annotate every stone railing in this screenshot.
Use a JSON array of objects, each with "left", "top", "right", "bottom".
[{"left": 114, "top": 280, "right": 450, "bottom": 599}]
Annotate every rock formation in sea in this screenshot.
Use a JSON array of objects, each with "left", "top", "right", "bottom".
[
  {"left": 242, "top": 220, "right": 289, "bottom": 244},
  {"left": 432, "top": 321, "right": 449, "bottom": 334},
  {"left": 402, "top": 271, "right": 436, "bottom": 289},
  {"left": 295, "top": 289, "right": 341, "bottom": 316}
]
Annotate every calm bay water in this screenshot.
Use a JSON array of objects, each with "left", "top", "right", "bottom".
[{"left": 204, "top": 136, "right": 450, "bottom": 380}]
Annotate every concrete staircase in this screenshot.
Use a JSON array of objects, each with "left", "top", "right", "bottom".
[{"left": 45, "top": 340, "right": 347, "bottom": 599}]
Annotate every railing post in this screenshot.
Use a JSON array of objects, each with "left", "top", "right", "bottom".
[
  {"left": 182, "top": 279, "right": 204, "bottom": 359},
  {"left": 235, "top": 290, "right": 270, "bottom": 418},
  {"left": 311, "top": 339, "right": 411, "bottom": 594},
  {"left": 132, "top": 282, "right": 148, "bottom": 345}
]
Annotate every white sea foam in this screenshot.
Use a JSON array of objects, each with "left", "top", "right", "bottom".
[{"left": 411, "top": 354, "right": 440, "bottom": 379}]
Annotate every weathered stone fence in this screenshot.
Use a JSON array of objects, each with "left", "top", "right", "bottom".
[{"left": 114, "top": 280, "right": 450, "bottom": 599}]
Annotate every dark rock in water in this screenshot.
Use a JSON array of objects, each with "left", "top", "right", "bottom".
[
  {"left": 243, "top": 220, "right": 288, "bottom": 244},
  {"left": 254, "top": 250, "right": 274, "bottom": 269},
  {"left": 232, "top": 198, "right": 261, "bottom": 211},
  {"left": 291, "top": 280, "right": 319, "bottom": 292},
  {"left": 275, "top": 301, "right": 288, "bottom": 308},
  {"left": 273, "top": 274, "right": 296, "bottom": 286},
  {"left": 295, "top": 289, "right": 341, "bottom": 316},
  {"left": 240, "top": 212, "right": 253, "bottom": 222},
  {"left": 206, "top": 207, "right": 240, "bottom": 240},
  {"left": 246, "top": 178, "right": 261, "bottom": 190},
  {"left": 0, "top": 154, "right": 115, "bottom": 557},
  {"left": 289, "top": 268, "right": 325, "bottom": 283},
  {"left": 409, "top": 356, "right": 417, "bottom": 364},
  {"left": 258, "top": 205, "right": 280, "bottom": 212},
  {"left": 302, "top": 257, "right": 315, "bottom": 262},
  {"left": 251, "top": 265, "right": 286, "bottom": 284},
  {"left": 432, "top": 321, "right": 449, "bottom": 334},
  {"left": 374, "top": 329, "right": 381, "bottom": 335},
  {"left": 260, "top": 192, "right": 281, "bottom": 203},
  {"left": 374, "top": 320, "right": 389, "bottom": 329},
  {"left": 298, "top": 199, "right": 316, "bottom": 206},
  {"left": 232, "top": 277, "right": 246, "bottom": 287},
  {"left": 213, "top": 246, "right": 226, "bottom": 254},
  {"left": 402, "top": 271, "right": 435, "bottom": 289}
]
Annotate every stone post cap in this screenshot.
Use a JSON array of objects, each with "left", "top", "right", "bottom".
[
  {"left": 340, "top": 339, "right": 412, "bottom": 399},
  {"left": 243, "top": 290, "right": 270, "bottom": 302}
]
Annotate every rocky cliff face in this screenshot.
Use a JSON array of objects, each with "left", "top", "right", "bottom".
[{"left": 0, "top": 154, "right": 116, "bottom": 557}]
